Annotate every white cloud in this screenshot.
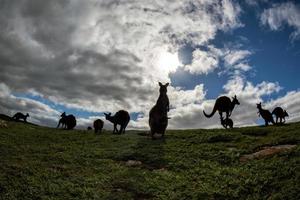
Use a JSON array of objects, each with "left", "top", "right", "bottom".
[
  {"left": 224, "top": 49, "right": 252, "bottom": 71},
  {"left": 261, "top": 2, "right": 300, "bottom": 40},
  {"left": 0, "top": 0, "right": 242, "bottom": 115},
  {"left": 183, "top": 48, "right": 219, "bottom": 75},
  {"left": 0, "top": 83, "right": 60, "bottom": 127}
]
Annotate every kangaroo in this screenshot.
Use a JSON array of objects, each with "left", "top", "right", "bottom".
[
  {"left": 149, "top": 82, "right": 170, "bottom": 139},
  {"left": 220, "top": 116, "right": 233, "bottom": 129},
  {"left": 93, "top": 119, "right": 104, "bottom": 134},
  {"left": 272, "top": 107, "right": 289, "bottom": 124},
  {"left": 104, "top": 110, "right": 130, "bottom": 134},
  {"left": 57, "top": 115, "right": 67, "bottom": 129},
  {"left": 12, "top": 112, "right": 29, "bottom": 122},
  {"left": 203, "top": 95, "right": 240, "bottom": 119},
  {"left": 57, "top": 112, "right": 76, "bottom": 130},
  {"left": 257, "top": 103, "right": 275, "bottom": 126}
]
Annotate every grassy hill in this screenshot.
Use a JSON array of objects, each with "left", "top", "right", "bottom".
[{"left": 0, "top": 119, "right": 299, "bottom": 200}]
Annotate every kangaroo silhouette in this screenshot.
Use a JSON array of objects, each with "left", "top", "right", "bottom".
[
  {"left": 57, "top": 112, "right": 76, "bottom": 130},
  {"left": 220, "top": 116, "right": 233, "bottom": 129},
  {"left": 12, "top": 112, "right": 29, "bottom": 122},
  {"left": 203, "top": 95, "right": 240, "bottom": 119},
  {"left": 257, "top": 103, "right": 274, "bottom": 126},
  {"left": 272, "top": 107, "right": 288, "bottom": 124},
  {"left": 149, "top": 82, "right": 170, "bottom": 139},
  {"left": 93, "top": 119, "right": 104, "bottom": 134},
  {"left": 104, "top": 110, "right": 130, "bottom": 134}
]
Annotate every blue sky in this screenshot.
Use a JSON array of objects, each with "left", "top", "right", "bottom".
[
  {"left": 1, "top": 0, "right": 300, "bottom": 129},
  {"left": 172, "top": 1, "right": 300, "bottom": 101}
]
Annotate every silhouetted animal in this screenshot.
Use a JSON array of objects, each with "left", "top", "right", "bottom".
[
  {"left": 257, "top": 103, "right": 275, "bottom": 126},
  {"left": 149, "top": 82, "right": 170, "bottom": 139},
  {"left": 12, "top": 112, "right": 29, "bottom": 122},
  {"left": 93, "top": 119, "right": 104, "bottom": 134},
  {"left": 87, "top": 126, "right": 92, "bottom": 130},
  {"left": 272, "top": 107, "right": 289, "bottom": 124},
  {"left": 220, "top": 116, "right": 233, "bottom": 129},
  {"left": 203, "top": 95, "right": 240, "bottom": 119},
  {"left": 104, "top": 110, "right": 130, "bottom": 134},
  {"left": 57, "top": 112, "right": 76, "bottom": 130},
  {"left": 57, "top": 117, "right": 67, "bottom": 129}
]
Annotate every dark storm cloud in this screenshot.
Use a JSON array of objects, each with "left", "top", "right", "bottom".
[{"left": 0, "top": 0, "right": 154, "bottom": 113}]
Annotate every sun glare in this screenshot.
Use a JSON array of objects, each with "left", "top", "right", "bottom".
[{"left": 157, "top": 51, "right": 181, "bottom": 73}]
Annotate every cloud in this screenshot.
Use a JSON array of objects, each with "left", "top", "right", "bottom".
[
  {"left": 224, "top": 49, "right": 252, "bottom": 71},
  {"left": 183, "top": 48, "right": 219, "bottom": 75},
  {"left": 261, "top": 2, "right": 300, "bottom": 40},
  {"left": 0, "top": 0, "right": 242, "bottom": 115},
  {"left": 0, "top": 83, "right": 60, "bottom": 127}
]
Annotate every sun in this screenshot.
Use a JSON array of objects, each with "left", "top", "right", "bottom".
[{"left": 157, "top": 51, "right": 181, "bottom": 73}]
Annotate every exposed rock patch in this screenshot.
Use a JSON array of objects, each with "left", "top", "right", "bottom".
[
  {"left": 240, "top": 145, "right": 297, "bottom": 162},
  {"left": 0, "top": 120, "right": 8, "bottom": 128},
  {"left": 125, "top": 160, "right": 143, "bottom": 167}
]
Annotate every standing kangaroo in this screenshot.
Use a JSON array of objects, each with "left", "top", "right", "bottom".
[
  {"left": 272, "top": 107, "right": 288, "bottom": 124},
  {"left": 12, "top": 112, "right": 29, "bottom": 122},
  {"left": 149, "top": 82, "right": 169, "bottom": 139},
  {"left": 57, "top": 112, "right": 76, "bottom": 130},
  {"left": 257, "top": 103, "right": 275, "bottom": 126},
  {"left": 220, "top": 116, "right": 233, "bottom": 129},
  {"left": 93, "top": 119, "right": 104, "bottom": 134},
  {"left": 104, "top": 110, "right": 130, "bottom": 134},
  {"left": 203, "top": 95, "right": 240, "bottom": 119}
]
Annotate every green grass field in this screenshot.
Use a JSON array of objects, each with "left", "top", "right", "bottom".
[{"left": 0, "top": 120, "right": 299, "bottom": 200}]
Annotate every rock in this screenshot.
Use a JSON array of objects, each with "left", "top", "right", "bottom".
[
  {"left": 0, "top": 120, "right": 8, "bottom": 128},
  {"left": 240, "top": 145, "right": 297, "bottom": 162},
  {"left": 125, "top": 160, "right": 142, "bottom": 167}
]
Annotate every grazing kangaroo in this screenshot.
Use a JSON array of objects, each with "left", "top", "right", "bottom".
[
  {"left": 272, "top": 107, "right": 289, "bottom": 124},
  {"left": 104, "top": 110, "right": 130, "bottom": 134},
  {"left": 93, "top": 119, "right": 104, "bottom": 134},
  {"left": 57, "top": 112, "right": 76, "bottom": 130},
  {"left": 203, "top": 95, "right": 240, "bottom": 119},
  {"left": 220, "top": 116, "right": 233, "bottom": 129},
  {"left": 12, "top": 112, "right": 29, "bottom": 122},
  {"left": 257, "top": 103, "right": 275, "bottom": 126},
  {"left": 149, "top": 82, "right": 170, "bottom": 139}
]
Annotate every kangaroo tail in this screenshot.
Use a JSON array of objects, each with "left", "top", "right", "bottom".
[{"left": 203, "top": 104, "right": 217, "bottom": 118}]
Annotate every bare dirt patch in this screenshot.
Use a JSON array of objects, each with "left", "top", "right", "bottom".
[{"left": 240, "top": 144, "right": 297, "bottom": 162}]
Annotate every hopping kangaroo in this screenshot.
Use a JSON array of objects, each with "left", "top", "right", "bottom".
[
  {"left": 104, "top": 110, "right": 130, "bottom": 134},
  {"left": 272, "top": 107, "right": 289, "bottom": 124},
  {"left": 57, "top": 112, "right": 76, "bottom": 130},
  {"left": 203, "top": 95, "right": 240, "bottom": 119},
  {"left": 257, "top": 103, "right": 275, "bottom": 126},
  {"left": 12, "top": 112, "right": 29, "bottom": 122},
  {"left": 93, "top": 119, "right": 104, "bottom": 134},
  {"left": 149, "top": 82, "right": 170, "bottom": 139},
  {"left": 220, "top": 116, "right": 233, "bottom": 129}
]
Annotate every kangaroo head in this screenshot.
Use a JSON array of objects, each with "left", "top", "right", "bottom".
[
  {"left": 26, "top": 113, "right": 29, "bottom": 117},
  {"left": 61, "top": 112, "right": 66, "bottom": 117},
  {"left": 104, "top": 112, "right": 112, "bottom": 120},
  {"left": 159, "top": 82, "right": 169, "bottom": 94},
  {"left": 232, "top": 95, "right": 240, "bottom": 105},
  {"left": 284, "top": 110, "right": 289, "bottom": 117},
  {"left": 256, "top": 102, "right": 262, "bottom": 109}
]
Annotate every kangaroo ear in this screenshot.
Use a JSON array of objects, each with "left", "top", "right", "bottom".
[
  {"left": 165, "top": 82, "right": 169, "bottom": 86},
  {"left": 159, "top": 82, "right": 162, "bottom": 86},
  {"left": 234, "top": 95, "right": 237, "bottom": 98}
]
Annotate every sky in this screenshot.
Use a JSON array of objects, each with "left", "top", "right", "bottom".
[{"left": 0, "top": 0, "right": 300, "bottom": 129}]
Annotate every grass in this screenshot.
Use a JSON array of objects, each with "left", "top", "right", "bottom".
[{"left": 0, "top": 120, "right": 299, "bottom": 199}]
